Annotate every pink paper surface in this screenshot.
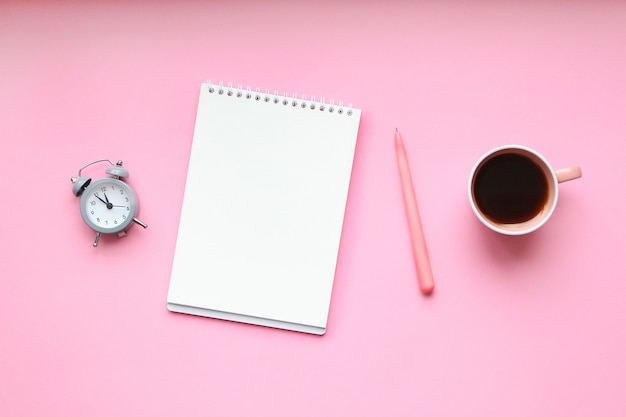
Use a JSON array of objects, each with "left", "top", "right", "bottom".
[{"left": 2, "top": 1, "right": 625, "bottom": 416}]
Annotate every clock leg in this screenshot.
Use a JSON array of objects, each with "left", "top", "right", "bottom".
[
  {"left": 133, "top": 218, "right": 148, "bottom": 229},
  {"left": 93, "top": 232, "right": 101, "bottom": 247}
]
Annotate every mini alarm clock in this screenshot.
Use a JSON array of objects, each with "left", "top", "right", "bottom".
[{"left": 71, "top": 159, "right": 147, "bottom": 247}]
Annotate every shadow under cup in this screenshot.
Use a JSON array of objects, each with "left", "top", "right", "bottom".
[{"left": 469, "top": 146, "right": 558, "bottom": 235}]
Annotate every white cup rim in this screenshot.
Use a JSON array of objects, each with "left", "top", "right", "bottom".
[{"left": 468, "top": 145, "right": 559, "bottom": 235}]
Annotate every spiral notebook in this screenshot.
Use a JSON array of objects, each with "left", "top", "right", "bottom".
[{"left": 167, "top": 81, "right": 361, "bottom": 335}]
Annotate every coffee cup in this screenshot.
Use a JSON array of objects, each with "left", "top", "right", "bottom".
[{"left": 468, "top": 145, "right": 581, "bottom": 235}]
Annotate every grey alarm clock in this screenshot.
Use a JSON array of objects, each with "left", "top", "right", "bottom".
[{"left": 71, "top": 159, "right": 147, "bottom": 247}]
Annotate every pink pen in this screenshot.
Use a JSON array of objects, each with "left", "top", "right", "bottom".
[{"left": 395, "top": 129, "right": 435, "bottom": 294}]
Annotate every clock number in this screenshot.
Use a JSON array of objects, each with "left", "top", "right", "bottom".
[
  {"left": 114, "top": 220, "right": 118, "bottom": 225},
  {"left": 90, "top": 200, "right": 96, "bottom": 206},
  {"left": 120, "top": 189, "right": 124, "bottom": 195},
  {"left": 100, "top": 186, "right": 107, "bottom": 192},
  {"left": 90, "top": 210, "right": 95, "bottom": 215},
  {"left": 122, "top": 214, "right": 127, "bottom": 220}
]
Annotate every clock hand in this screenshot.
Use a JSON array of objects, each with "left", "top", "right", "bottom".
[
  {"left": 103, "top": 192, "right": 115, "bottom": 209},
  {"left": 94, "top": 193, "right": 107, "bottom": 204},
  {"left": 102, "top": 193, "right": 125, "bottom": 207},
  {"left": 94, "top": 192, "right": 113, "bottom": 209}
]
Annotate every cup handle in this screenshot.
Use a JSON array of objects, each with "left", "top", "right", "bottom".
[{"left": 555, "top": 166, "right": 582, "bottom": 183}]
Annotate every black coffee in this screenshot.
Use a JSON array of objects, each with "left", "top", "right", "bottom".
[{"left": 473, "top": 153, "right": 548, "bottom": 224}]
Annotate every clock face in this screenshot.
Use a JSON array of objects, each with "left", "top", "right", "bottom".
[{"left": 79, "top": 178, "right": 137, "bottom": 234}]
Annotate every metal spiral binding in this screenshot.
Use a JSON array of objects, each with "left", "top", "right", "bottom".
[{"left": 206, "top": 80, "right": 353, "bottom": 116}]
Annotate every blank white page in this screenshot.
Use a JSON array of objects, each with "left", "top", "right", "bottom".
[{"left": 167, "top": 82, "right": 361, "bottom": 335}]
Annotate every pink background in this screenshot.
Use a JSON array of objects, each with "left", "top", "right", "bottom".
[{"left": 2, "top": 1, "right": 625, "bottom": 416}]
